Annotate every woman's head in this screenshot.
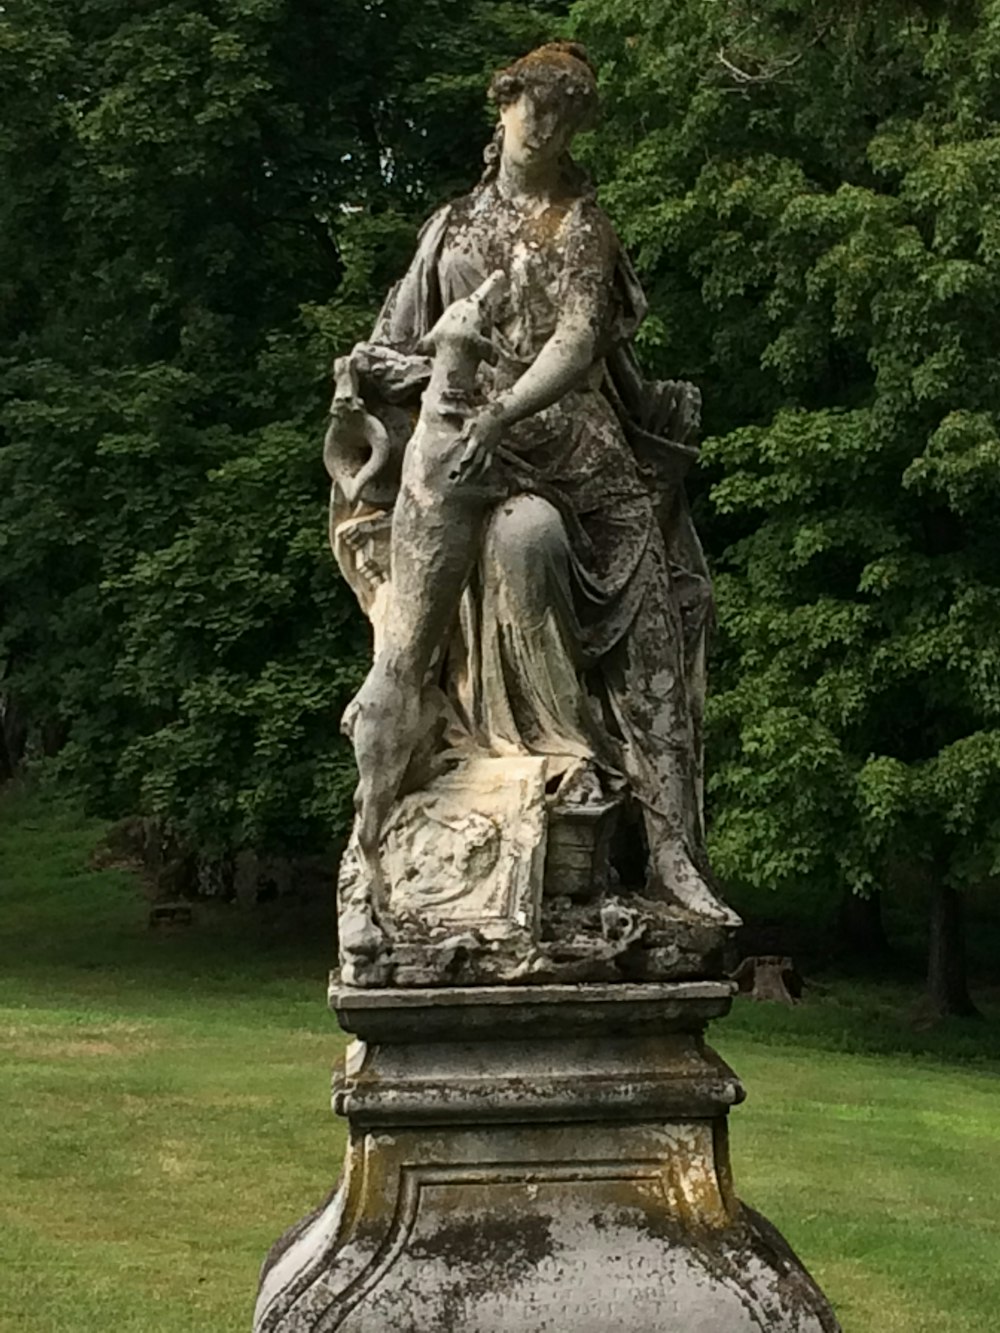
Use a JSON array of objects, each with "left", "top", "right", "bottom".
[{"left": 488, "top": 42, "right": 598, "bottom": 172}]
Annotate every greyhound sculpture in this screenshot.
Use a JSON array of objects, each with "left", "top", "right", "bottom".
[{"left": 341, "top": 269, "right": 508, "bottom": 919}]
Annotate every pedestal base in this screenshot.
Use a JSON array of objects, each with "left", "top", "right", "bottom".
[{"left": 254, "top": 984, "right": 840, "bottom": 1333}]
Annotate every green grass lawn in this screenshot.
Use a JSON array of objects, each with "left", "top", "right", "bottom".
[{"left": 1, "top": 783, "right": 998, "bottom": 1332}]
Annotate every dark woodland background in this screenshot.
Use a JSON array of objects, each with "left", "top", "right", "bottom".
[{"left": 5, "top": 0, "right": 1000, "bottom": 1014}]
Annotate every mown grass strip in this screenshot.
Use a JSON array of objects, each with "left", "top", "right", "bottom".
[{"left": 2, "top": 783, "right": 998, "bottom": 1331}]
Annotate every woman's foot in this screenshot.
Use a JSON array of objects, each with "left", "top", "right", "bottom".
[{"left": 653, "top": 841, "right": 742, "bottom": 928}]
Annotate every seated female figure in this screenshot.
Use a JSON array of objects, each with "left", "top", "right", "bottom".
[{"left": 328, "top": 42, "right": 737, "bottom": 932}]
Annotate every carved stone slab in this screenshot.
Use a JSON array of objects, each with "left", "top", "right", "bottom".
[{"left": 381, "top": 756, "right": 548, "bottom": 942}]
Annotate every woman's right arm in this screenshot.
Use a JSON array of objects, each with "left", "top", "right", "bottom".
[{"left": 454, "top": 203, "right": 617, "bottom": 481}]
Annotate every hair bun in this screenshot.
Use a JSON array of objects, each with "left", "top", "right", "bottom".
[
  {"left": 550, "top": 40, "right": 596, "bottom": 76},
  {"left": 488, "top": 42, "right": 599, "bottom": 125}
]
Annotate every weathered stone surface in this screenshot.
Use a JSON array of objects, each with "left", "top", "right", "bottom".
[
  {"left": 337, "top": 881, "right": 732, "bottom": 989},
  {"left": 382, "top": 755, "right": 547, "bottom": 940},
  {"left": 330, "top": 979, "right": 736, "bottom": 1043},
  {"left": 324, "top": 41, "right": 740, "bottom": 986},
  {"left": 542, "top": 796, "right": 620, "bottom": 901},
  {"left": 255, "top": 984, "right": 840, "bottom": 1333}
]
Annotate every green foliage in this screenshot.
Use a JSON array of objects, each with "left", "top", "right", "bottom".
[
  {"left": 0, "top": 0, "right": 568, "bottom": 857},
  {"left": 576, "top": 0, "right": 1000, "bottom": 899},
  {"left": 14, "top": 0, "right": 1000, "bottom": 902}
]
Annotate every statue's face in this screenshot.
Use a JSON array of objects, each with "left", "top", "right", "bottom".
[{"left": 500, "top": 90, "right": 575, "bottom": 171}]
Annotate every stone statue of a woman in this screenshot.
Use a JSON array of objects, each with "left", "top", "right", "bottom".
[
  {"left": 326, "top": 41, "right": 740, "bottom": 987},
  {"left": 253, "top": 47, "right": 840, "bottom": 1333}
]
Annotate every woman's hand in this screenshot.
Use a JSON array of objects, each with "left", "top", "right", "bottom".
[{"left": 451, "top": 399, "right": 507, "bottom": 484}]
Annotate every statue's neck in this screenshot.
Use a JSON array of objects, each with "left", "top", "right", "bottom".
[{"left": 496, "top": 156, "right": 562, "bottom": 207}]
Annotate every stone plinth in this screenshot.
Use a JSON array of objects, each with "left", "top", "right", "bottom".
[{"left": 254, "top": 983, "right": 840, "bottom": 1332}]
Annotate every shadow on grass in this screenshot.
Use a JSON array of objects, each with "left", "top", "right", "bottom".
[{"left": 0, "top": 782, "right": 335, "bottom": 1025}]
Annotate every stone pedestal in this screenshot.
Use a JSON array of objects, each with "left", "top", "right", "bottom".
[{"left": 254, "top": 983, "right": 840, "bottom": 1332}]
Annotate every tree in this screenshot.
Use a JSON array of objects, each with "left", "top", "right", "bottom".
[
  {"left": 0, "top": 0, "right": 569, "bottom": 863},
  {"left": 576, "top": 0, "right": 1000, "bottom": 1013}
]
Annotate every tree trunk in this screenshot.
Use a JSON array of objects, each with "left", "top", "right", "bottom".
[
  {"left": 732, "top": 955, "right": 802, "bottom": 1004},
  {"left": 0, "top": 692, "right": 28, "bottom": 779},
  {"left": 927, "top": 883, "right": 980, "bottom": 1018},
  {"left": 837, "top": 888, "right": 890, "bottom": 959}
]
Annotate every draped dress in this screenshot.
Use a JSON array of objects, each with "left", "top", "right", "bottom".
[{"left": 336, "top": 179, "right": 713, "bottom": 882}]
